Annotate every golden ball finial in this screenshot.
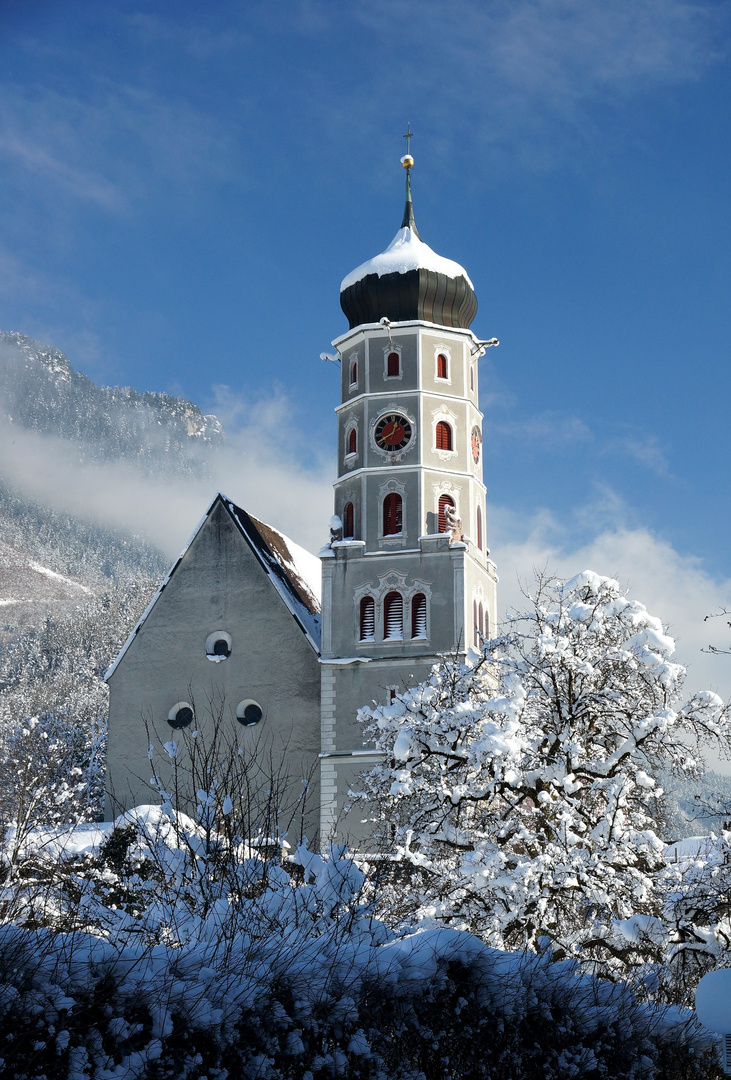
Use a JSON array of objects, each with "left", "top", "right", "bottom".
[{"left": 400, "top": 154, "right": 414, "bottom": 169}]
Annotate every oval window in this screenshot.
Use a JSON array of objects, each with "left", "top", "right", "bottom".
[
  {"left": 168, "top": 701, "right": 194, "bottom": 729},
  {"left": 236, "top": 699, "right": 263, "bottom": 727},
  {"left": 206, "top": 630, "right": 232, "bottom": 662}
]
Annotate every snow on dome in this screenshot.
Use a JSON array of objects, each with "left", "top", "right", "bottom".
[{"left": 340, "top": 226, "right": 474, "bottom": 293}]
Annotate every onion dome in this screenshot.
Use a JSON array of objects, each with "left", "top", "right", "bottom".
[{"left": 340, "top": 157, "right": 478, "bottom": 330}]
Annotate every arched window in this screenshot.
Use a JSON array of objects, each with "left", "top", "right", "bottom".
[
  {"left": 483, "top": 608, "right": 490, "bottom": 639},
  {"left": 470, "top": 366, "right": 475, "bottom": 391},
  {"left": 436, "top": 421, "right": 453, "bottom": 451},
  {"left": 387, "top": 351, "right": 400, "bottom": 377},
  {"left": 473, "top": 600, "right": 480, "bottom": 648},
  {"left": 359, "top": 596, "right": 375, "bottom": 641},
  {"left": 478, "top": 602, "right": 484, "bottom": 645},
  {"left": 343, "top": 502, "right": 354, "bottom": 539},
  {"left": 411, "top": 593, "right": 427, "bottom": 638},
  {"left": 438, "top": 494, "right": 455, "bottom": 533},
  {"left": 383, "top": 492, "right": 403, "bottom": 536},
  {"left": 347, "top": 428, "right": 357, "bottom": 455},
  {"left": 437, "top": 353, "right": 448, "bottom": 379},
  {"left": 350, "top": 361, "right": 357, "bottom": 385},
  {"left": 476, "top": 505, "right": 483, "bottom": 550},
  {"left": 384, "top": 591, "right": 403, "bottom": 640}
]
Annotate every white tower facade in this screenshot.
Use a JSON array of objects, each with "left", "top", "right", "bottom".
[{"left": 320, "top": 159, "right": 498, "bottom": 841}]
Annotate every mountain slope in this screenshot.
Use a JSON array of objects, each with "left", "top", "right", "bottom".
[
  {"left": 0, "top": 330, "right": 229, "bottom": 591},
  {"left": 0, "top": 330, "right": 224, "bottom": 477}
]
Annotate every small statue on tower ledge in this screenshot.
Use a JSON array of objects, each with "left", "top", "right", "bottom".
[{"left": 444, "top": 503, "right": 464, "bottom": 545}]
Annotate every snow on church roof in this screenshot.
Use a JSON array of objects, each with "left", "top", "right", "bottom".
[
  {"left": 226, "top": 499, "right": 321, "bottom": 649},
  {"left": 106, "top": 494, "right": 321, "bottom": 679},
  {"left": 340, "top": 225, "right": 474, "bottom": 293}
]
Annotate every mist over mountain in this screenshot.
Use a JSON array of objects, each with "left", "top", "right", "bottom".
[{"left": 0, "top": 330, "right": 229, "bottom": 624}]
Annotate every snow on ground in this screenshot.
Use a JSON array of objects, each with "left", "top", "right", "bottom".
[
  {"left": 664, "top": 835, "right": 718, "bottom": 863},
  {"left": 0, "top": 539, "right": 92, "bottom": 613}
]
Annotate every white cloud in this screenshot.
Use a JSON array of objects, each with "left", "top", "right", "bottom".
[
  {"left": 493, "top": 499, "right": 731, "bottom": 772},
  {"left": 0, "top": 81, "right": 240, "bottom": 219},
  {"left": 491, "top": 413, "right": 592, "bottom": 443},
  {"left": 601, "top": 433, "right": 672, "bottom": 477},
  {"left": 341, "top": 0, "right": 728, "bottom": 173}
]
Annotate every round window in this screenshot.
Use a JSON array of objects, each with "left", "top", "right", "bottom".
[
  {"left": 206, "top": 630, "right": 232, "bottom": 662},
  {"left": 168, "top": 701, "right": 194, "bottom": 729},
  {"left": 236, "top": 699, "right": 263, "bottom": 727}
]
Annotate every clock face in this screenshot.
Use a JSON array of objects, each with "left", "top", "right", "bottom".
[
  {"left": 471, "top": 426, "right": 482, "bottom": 463},
  {"left": 374, "top": 413, "right": 412, "bottom": 452}
]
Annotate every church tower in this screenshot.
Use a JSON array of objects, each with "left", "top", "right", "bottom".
[{"left": 320, "top": 149, "right": 498, "bottom": 840}]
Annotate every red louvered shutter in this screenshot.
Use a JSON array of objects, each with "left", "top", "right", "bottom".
[
  {"left": 411, "top": 593, "right": 427, "bottom": 638},
  {"left": 360, "top": 596, "right": 375, "bottom": 640},
  {"left": 438, "top": 494, "right": 455, "bottom": 533},
  {"left": 384, "top": 592, "right": 403, "bottom": 640},
  {"left": 383, "top": 493, "right": 403, "bottom": 535},
  {"left": 436, "top": 421, "right": 452, "bottom": 451},
  {"left": 344, "top": 502, "right": 354, "bottom": 538}
]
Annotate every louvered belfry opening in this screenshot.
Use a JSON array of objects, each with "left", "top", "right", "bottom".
[
  {"left": 437, "top": 353, "right": 448, "bottom": 379},
  {"left": 411, "top": 593, "right": 427, "bottom": 638},
  {"left": 383, "top": 492, "right": 403, "bottom": 535},
  {"left": 360, "top": 596, "right": 375, "bottom": 640},
  {"left": 436, "top": 421, "right": 452, "bottom": 451},
  {"left": 438, "top": 494, "right": 455, "bottom": 533},
  {"left": 387, "top": 351, "right": 400, "bottom": 377},
  {"left": 384, "top": 591, "right": 404, "bottom": 640},
  {"left": 476, "top": 505, "right": 483, "bottom": 550},
  {"left": 347, "top": 428, "right": 357, "bottom": 454},
  {"left": 343, "top": 502, "right": 354, "bottom": 539}
]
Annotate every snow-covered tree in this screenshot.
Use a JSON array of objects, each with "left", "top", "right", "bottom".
[
  {"left": 356, "top": 571, "right": 730, "bottom": 981},
  {"left": 0, "top": 584, "right": 155, "bottom": 853}
]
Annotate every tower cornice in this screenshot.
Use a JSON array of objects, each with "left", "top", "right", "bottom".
[{"left": 332, "top": 319, "right": 483, "bottom": 353}]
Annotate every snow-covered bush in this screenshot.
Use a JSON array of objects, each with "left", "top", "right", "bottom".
[
  {"left": 0, "top": 838, "right": 717, "bottom": 1080},
  {"left": 355, "top": 572, "right": 731, "bottom": 988},
  {"left": 0, "top": 701, "right": 718, "bottom": 1077}
]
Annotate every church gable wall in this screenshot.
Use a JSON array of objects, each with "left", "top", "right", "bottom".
[{"left": 106, "top": 500, "right": 321, "bottom": 833}]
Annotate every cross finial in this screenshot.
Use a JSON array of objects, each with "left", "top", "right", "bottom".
[{"left": 403, "top": 124, "right": 414, "bottom": 156}]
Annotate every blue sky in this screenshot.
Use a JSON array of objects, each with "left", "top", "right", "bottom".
[{"left": 2, "top": 0, "right": 731, "bottom": 695}]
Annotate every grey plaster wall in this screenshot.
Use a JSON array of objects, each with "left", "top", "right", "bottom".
[
  {"left": 106, "top": 501, "right": 322, "bottom": 839},
  {"left": 322, "top": 756, "right": 393, "bottom": 848},
  {"left": 328, "top": 656, "right": 437, "bottom": 749},
  {"left": 421, "top": 332, "right": 467, "bottom": 397}
]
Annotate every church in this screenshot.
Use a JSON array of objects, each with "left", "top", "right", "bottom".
[{"left": 105, "top": 150, "right": 499, "bottom": 843}]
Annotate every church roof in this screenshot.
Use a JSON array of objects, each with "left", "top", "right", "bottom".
[
  {"left": 339, "top": 162, "right": 478, "bottom": 330},
  {"left": 106, "top": 494, "right": 321, "bottom": 680},
  {"left": 227, "top": 499, "right": 321, "bottom": 648}
]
